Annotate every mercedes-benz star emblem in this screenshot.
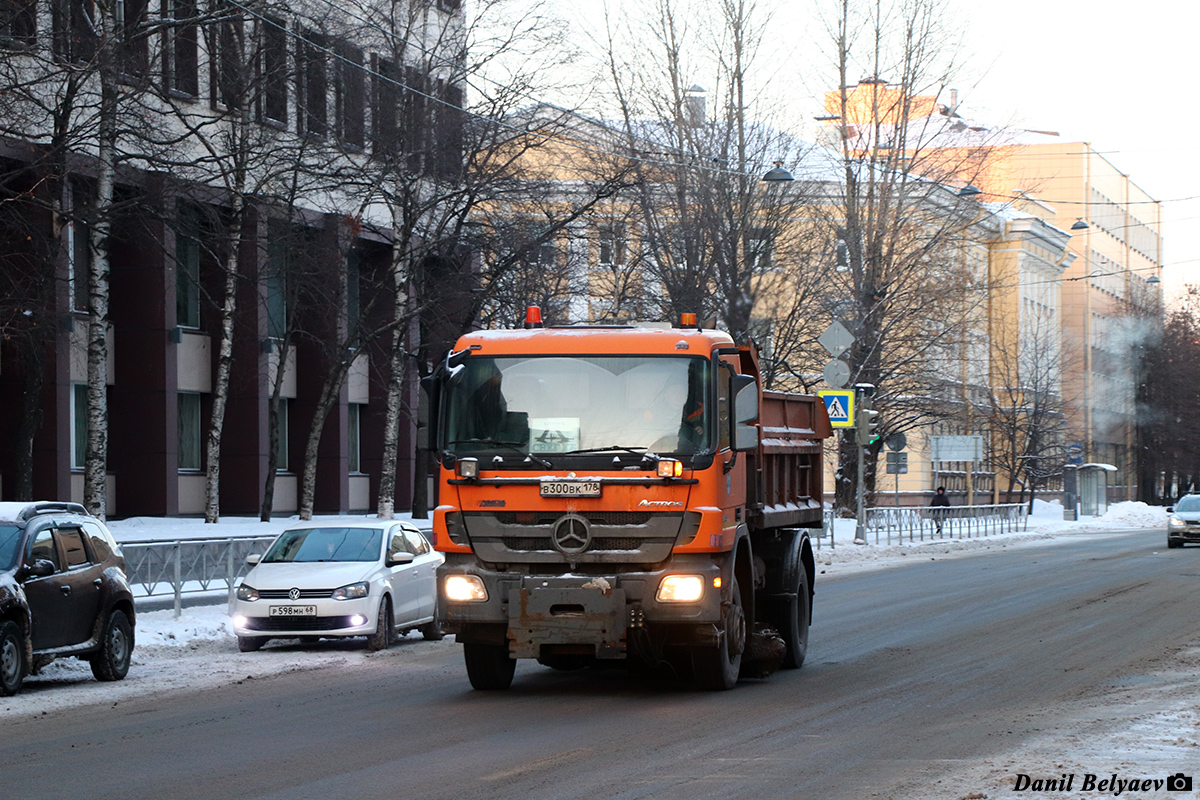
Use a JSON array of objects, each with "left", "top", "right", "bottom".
[
  {"left": 289, "top": 587, "right": 301, "bottom": 600},
  {"left": 552, "top": 514, "right": 592, "bottom": 556}
]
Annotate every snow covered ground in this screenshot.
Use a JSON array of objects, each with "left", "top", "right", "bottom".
[{"left": 7, "top": 501, "right": 1194, "bottom": 797}]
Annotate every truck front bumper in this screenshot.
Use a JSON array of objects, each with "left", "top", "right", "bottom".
[{"left": 438, "top": 555, "right": 725, "bottom": 659}]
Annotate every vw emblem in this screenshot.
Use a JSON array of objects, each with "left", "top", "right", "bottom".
[
  {"left": 552, "top": 514, "right": 591, "bottom": 556},
  {"left": 289, "top": 587, "right": 301, "bottom": 601}
]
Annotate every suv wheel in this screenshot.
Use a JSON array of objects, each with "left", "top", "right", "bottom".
[
  {"left": 0, "top": 621, "right": 24, "bottom": 696},
  {"left": 90, "top": 610, "right": 133, "bottom": 682}
]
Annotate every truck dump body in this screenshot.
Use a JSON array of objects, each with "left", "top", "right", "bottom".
[{"left": 429, "top": 320, "right": 830, "bottom": 689}]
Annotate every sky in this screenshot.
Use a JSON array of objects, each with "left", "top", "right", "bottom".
[{"left": 562, "top": 0, "right": 1198, "bottom": 303}]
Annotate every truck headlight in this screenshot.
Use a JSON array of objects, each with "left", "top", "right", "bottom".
[
  {"left": 444, "top": 575, "right": 488, "bottom": 602},
  {"left": 656, "top": 575, "right": 704, "bottom": 602},
  {"left": 657, "top": 458, "right": 683, "bottom": 479},
  {"left": 332, "top": 582, "right": 369, "bottom": 600},
  {"left": 236, "top": 584, "right": 259, "bottom": 601}
]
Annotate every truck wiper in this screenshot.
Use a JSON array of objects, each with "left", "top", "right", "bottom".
[
  {"left": 448, "top": 439, "right": 552, "bottom": 468},
  {"left": 560, "top": 445, "right": 659, "bottom": 461}
]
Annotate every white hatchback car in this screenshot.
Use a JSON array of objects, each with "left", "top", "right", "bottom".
[{"left": 230, "top": 520, "right": 444, "bottom": 652}]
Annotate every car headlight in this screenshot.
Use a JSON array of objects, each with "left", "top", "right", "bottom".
[
  {"left": 236, "top": 584, "right": 259, "bottom": 601},
  {"left": 1170, "top": 516, "right": 1187, "bottom": 528},
  {"left": 656, "top": 575, "right": 704, "bottom": 603},
  {"left": 444, "top": 574, "right": 488, "bottom": 602},
  {"left": 332, "top": 582, "right": 369, "bottom": 601}
]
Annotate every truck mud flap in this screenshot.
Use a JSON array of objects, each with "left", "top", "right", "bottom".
[{"left": 508, "top": 587, "right": 627, "bottom": 660}]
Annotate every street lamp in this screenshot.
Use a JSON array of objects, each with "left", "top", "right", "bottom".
[
  {"left": 1071, "top": 219, "right": 1089, "bottom": 230},
  {"left": 761, "top": 161, "right": 794, "bottom": 182},
  {"left": 958, "top": 184, "right": 981, "bottom": 198}
]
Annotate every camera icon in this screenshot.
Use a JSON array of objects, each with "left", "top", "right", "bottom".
[{"left": 1166, "top": 772, "right": 1192, "bottom": 791}]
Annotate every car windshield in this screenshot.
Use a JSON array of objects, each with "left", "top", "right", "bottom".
[
  {"left": 1176, "top": 496, "right": 1200, "bottom": 512},
  {"left": 263, "top": 528, "right": 383, "bottom": 563},
  {"left": 0, "top": 526, "right": 20, "bottom": 571},
  {"left": 443, "top": 355, "right": 712, "bottom": 457}
]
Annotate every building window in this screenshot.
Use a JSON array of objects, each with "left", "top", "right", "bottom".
[
  {"left": 598, "top": 225, "right": 626, "bottom": 267},
  {"left": 176, "top": 205, "right": 201, "bottom": 328},
  {"left": 266, "top": 222, "right": 288, "bottom": 340},
  {"left": 0, "top": 0, "right": 36, "bottom": 45},
  {"left": 115, "top": 0, "right": 149, "bottom": 78},
  {"left": 336, "top": 41, "right": 364, "bottom": 147},
  {"left": 212, "top": 1, "right": 244, "bottom": 109},
  {"left": 298, "top": 29, "right": 327, "bottom": 137},
  {"left": 259, "top": 15, "right": 287, "bottom": 124},
  {"left": 372, "top": 56, "right": 400, "bottom": 157},
  {"left": 274, "top": 398, "right": 289, "bottom": 471},
  {"left": 163, "top": 0, "right": 198, "bottom": 95},
  {"left": 67, "top": 215, "right": 90, "bottom": 312},
  {"left": 53, "top": 0, "right": 98, "bottom": 64},
  {"left": 71, "top": 383, "right": 87, "bottom": 469},
  {"left": 745, "top": 227, "right": 773, "bottom": 272},
  {"left": 178, "top": 392, "right": 202, "bottom": 470},
  {"left": 348, "top": 403, "right": 361, "bottom": 473}
]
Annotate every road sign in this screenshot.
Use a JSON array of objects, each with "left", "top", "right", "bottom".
[
  {"left": 885, "top": 451, "right": 908, "bottom": 474},
  {"left": 885, "top": 432, "right": 907, "bottom": 451},
  {"left": 1066, "top": 444, "right": 1083, "bottom": 465},
  {"left": 930, "top": 434, "right": 983, "bottom": 463},
  {"left": 818, "top": 390, "right": 855, "bottom": 428},
  {"left": 818, "top": 321, "right": 854, "bottom": 359},
  {"left": 822, "top": 358, "right": 850, "bottom": 388}
]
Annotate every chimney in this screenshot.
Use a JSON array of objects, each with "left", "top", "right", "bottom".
[{"left": 685, "top": 85, "right": 706, "bottom": 128}]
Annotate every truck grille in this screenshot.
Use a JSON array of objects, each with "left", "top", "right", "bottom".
[{"left": 464, "top": 511, "right": 685, "bottom": 564}]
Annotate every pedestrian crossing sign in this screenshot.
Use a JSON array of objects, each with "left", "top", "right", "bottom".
[{"left": 818, "top": 390, "right": 855, "bottom": 428}]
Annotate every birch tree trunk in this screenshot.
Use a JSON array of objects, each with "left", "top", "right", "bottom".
[
  {"left": 298, "top": 357, "right": 354, "bottom": 520},
  {"left": 84, "top": 44, "right": 120, "bottom": 520},
  {"left": 260, "top": 335, "right": 292, "bottom": 521},
  {"left": 203, "top": 192, "right": 246, "bottom": 523},
  {"left": 375, "top": 224, "right": 410, "bottom": 519}
]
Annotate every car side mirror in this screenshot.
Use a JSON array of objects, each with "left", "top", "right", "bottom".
[
  {"left": 387, "top": 552, "right": 415, "bottom": 567},
  {"left": 20, "top": 559, "right": 55, "bottom": 580},
  {"left": 245, "top": 553, "right": 262, "bottom": 566},
  {"left": 1167, "top": 506, "right": 1175, "bottom": 513}
]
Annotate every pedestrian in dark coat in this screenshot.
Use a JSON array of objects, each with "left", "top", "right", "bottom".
[{"left": 930, "top": 486, "right": 951, "bottom": 534}]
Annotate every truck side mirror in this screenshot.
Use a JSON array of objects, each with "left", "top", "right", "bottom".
[{"left": 732, "top": 374, "right": 759, "bottom": 452}]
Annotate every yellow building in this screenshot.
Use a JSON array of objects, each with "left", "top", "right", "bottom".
[{"left": 823, "top": 81, "right": 1163, "bottom": 501}]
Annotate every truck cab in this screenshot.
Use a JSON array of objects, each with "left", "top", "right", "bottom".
[{"left": 429, "top": 316, "right": 828, "bottom": 690}]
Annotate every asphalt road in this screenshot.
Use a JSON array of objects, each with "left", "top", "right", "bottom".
[{"left": 4, "top": 529, "right": 1195, "bottom": 800}]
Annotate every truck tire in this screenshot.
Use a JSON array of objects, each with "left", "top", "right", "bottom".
[
  {"left": 773, "top": 564, "right": 810, "bottom": 669},
  {"left": 464, "top": 642, "right": 516, "bottom": 690},
  {"left": 0, "top": 621, "right": 24, "bottom": 696},
  {"left": 90, "top": 609, "right": 133, "bottom": 682},
  {"left": 694, "top": 575, "right": 745, "bottom": 690}
]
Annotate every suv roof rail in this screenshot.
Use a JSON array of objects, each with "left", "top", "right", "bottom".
[{"left": 19, "top": 501, "right": 91, "bottom": 521}]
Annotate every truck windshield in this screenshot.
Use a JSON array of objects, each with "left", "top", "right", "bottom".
[{"left": 444, "top": 355, "right": 712, "bottom": 458}]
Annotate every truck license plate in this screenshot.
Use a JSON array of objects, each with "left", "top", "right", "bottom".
[
  {"left": 269, "top": 605, "right": 317, "bottom": 617},
  {"left": 540, "top": 481, "right": 601, "bottom": 498}
]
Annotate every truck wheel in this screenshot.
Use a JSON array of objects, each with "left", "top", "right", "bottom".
[
  {"left": 774, "top": 565, "right": 810, "bottom": 669},
  {"left": 90, "top": 609, "right": 133, "bottom": 682},
  {"left": 694, "top": 575, "right": 745, "bottom": 690},
  {"left": 463, "top": 642, "right": 516, "bottom": 690},
  {"left": 0, "top": 621, "right": 24, "bottom": 696}
]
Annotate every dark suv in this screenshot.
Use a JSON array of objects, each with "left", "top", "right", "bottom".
[{"left": 0, "top": 501, "right": 135, "bottom": 696}]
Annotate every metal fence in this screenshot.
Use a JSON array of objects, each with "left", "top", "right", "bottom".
[
  {"left": 120, "top": 536, "right": 277, "bottom": 617},
  {"left": 864, "top": 503, "right": 1028, "bottom": 545}
]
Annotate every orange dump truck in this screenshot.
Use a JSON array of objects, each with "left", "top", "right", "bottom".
[{"left": 427, "top": 312, "right": 832, "bottom": 689}]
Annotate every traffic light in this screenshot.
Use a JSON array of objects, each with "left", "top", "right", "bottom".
[{"left": 855, "top": 408, "right": 880, "bottom": 446}]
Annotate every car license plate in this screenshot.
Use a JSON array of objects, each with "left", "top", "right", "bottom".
[
  {"left": 540, "top": 480, "right": 601, "bottom": 498},
  {"left": 269, "top": 605, "right": 317, "bottom": 617}
]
